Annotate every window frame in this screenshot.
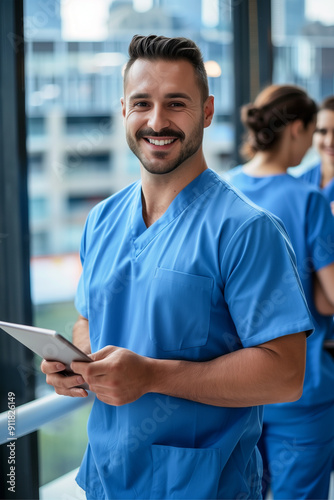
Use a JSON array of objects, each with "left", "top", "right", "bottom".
[{"left": 0, "top": 0, "right": 39, "bottom": 498}]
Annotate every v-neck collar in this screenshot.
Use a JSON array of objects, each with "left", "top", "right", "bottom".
[{"left": 130, "top": 169, "right": 218, "bottom": 257}]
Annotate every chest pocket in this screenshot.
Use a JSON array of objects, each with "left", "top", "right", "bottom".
[{"left": 148, "top": 267, "right": 213, "bottom": 351}]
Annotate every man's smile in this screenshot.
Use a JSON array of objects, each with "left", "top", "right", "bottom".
[{"left": 146, "top": 137, "right": 177, "bottom": 146}]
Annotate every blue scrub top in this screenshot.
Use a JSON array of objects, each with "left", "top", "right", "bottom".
[
  {"left": 299, "top": 163, "right": 334, "bottom": 344},
  {"left": 75, "top": 169, "right": 313, "bottom": 500},
  {"left": 299, "top": 162, "right": 334, "bottom": 203},
  {"left": 226, "top": 167, "right": 334, "bottom": 416}
]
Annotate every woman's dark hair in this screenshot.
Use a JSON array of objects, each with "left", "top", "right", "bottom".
[
  {"left": 123, "top": 34, "right": 209, "bottom": 103},
  {"left": 319, "top": 95, "right": 334, "bottom": 112},
  {"left": 240, "top": 84, "right": 318, "bottom": 160}
]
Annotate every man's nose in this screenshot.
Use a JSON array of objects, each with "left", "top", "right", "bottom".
[{"left": 147, "top": 105, "right": 170, "bottom": 132}]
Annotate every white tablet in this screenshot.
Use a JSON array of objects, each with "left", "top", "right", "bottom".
[{"left": 0, "top": 320, "right": 92, "bottom": 389}]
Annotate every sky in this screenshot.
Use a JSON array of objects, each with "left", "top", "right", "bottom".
[
  {"left": 305, "top": 0, "right": 334, "bottom": 25},
  {"left": 61, "top": 0, "right": 110, "bottom": 40}
]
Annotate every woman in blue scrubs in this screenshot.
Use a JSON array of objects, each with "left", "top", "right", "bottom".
[
  {"left": 299, "top": 96, "right": 334, "bottom": 483},
  {"left": 227, "top": 85, "right": 334, "bottom": 499},
  {"left": 299, "top": 96, "right": 334, "bottom": 213}
]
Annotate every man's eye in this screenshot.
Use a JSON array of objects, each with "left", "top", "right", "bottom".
[
  {"left": 170, "top": 102, "right": 185, "bottom": 107},
  {"left": 134, "top": 102, "right": 148, "bottom": 107},
  {"left": 315, "top": 128, "right": 327, "bottom": 135}
]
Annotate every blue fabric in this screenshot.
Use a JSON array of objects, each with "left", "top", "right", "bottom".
[
  {"left": 75, "top": 169, "right": 313, "bottom": 499},
  {"left": 299, "top": 162, "right": 322, "bottom": 186},
  {"left": 299, "top": 163, "right": 334, "bottom": 342},
  {"left": 261, "top": 402, "right": 334, "bottom": 500},
  {"left": 227, "top": 166, "right": 334, "bottom": 500},
  {"left": 299, "top": 162, "right": 334, "bottom": 203},
  {"left": 226, "top": 167, "right": 334, "bottom": 408}
]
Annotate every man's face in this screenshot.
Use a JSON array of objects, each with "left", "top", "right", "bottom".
[{"left": 121, "top": 58, "right": 212, "bottom": 176}]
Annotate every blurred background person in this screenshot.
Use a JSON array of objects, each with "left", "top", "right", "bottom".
[
  {"left": 225, "top": 84, "right": 334, "bottom": 500},
  {"left": 299, "top": 96, "right": 334, "bottom": 214},
  {"left": 299, "top": 95, "right": 334, "bottom": 489}
]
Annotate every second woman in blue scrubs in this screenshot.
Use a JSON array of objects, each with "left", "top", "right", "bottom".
[
  {"left": 299, "top": 95, "right": 334, "bottom": 212},
  {"left": 227, "top": 85, "right": 334, "bottom": 500}
]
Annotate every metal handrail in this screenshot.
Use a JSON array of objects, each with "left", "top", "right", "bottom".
[{"left": 0, "top": 391, "right": 94, "bottom": 445}]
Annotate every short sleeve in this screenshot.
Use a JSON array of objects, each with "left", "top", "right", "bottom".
[
  {"left": 223, "top": 214, "right": 314, "bottom": 347},
  {"left": 306, "top": 191, "right": 334, "bottom": 271}
]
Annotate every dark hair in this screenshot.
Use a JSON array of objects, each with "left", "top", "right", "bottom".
[
  {"left": 319, "top": 95, "right": 334, "bottom": 112},
  {"left": 123, "top": 34, "right": 209, "bottom": 103},
  {"left": 240, "top": 84, "right": 318, "bottom": 159}
]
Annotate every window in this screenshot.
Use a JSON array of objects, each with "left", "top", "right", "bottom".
[
  {"left": 271, "top": 0, "right": 334, "bottom": 169},
  {"left": 65, "top": 114, "right": 112, "bottom": 135},
  {"left": 27, "top": 116, "right": 45, "bottom": 136},
  {"left": 28, "top": 152, "right": 44, "bottom": 175},
  {"left": 32, "top": 41, "right": 54, "bottom": 53},
  {"left": 65, "top": 153, "right": 112, "bottom": 175},
  {"left": 272, "top": 0, "right": 334, "bottom": 100}
]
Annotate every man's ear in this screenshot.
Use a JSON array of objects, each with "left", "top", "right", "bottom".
[
  {"left": 121, "top": 97, "right": 126, "bottom": 118},
  {"left": 203, "top": 95, "right": 214, "bottom": 128}
]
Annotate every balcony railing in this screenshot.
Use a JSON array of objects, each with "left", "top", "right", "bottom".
[
  {"left": 0, "top": 391, "right": 94, "bottom": 499},
  {"left": 0, "top": 391, "right": 94, "bottom": 445}
]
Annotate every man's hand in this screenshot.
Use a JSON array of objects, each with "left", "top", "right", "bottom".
[
  {"left": 40, "top": 314, "right": 91, "bottom": 398},
  {"left": 40, "top": 360, "right": 88, "bottom": 398},
  {"left": 72, "top": 346, "right": 154, "bottom": 406}
]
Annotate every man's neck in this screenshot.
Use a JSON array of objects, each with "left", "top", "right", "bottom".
[
  {"left": 141, "top": 195, "right": 168, "bottom": 227},
  {"left": 140, "top": 159, "right": 207, "bottom": 227}
]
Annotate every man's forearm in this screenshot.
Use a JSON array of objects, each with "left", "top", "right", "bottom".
[
  {"left": 71, "top": 330, "right": 306, "bottom": 408},
  {"left": 148, "top": 332, "right": 306, "bottom": 408},
  {"left": 72, "top": 315, "right": 91, "bottom": 354}
]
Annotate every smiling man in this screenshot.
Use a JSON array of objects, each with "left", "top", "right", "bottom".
[
  {"left": 122, "top": 57, "right": 208, "bottom": 179},
  {"left": 41, "top": 35, "right": 313, "bottom": 500}
]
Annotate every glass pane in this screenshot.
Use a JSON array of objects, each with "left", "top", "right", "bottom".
[
  {"left": 271, "top": 0, "right": 334, "bottom": 168},
  {"left": 24, "top": 0, "right": 234, "bottom": 488},
  {"left": 38, "top": 404, "right": 92, "bottom": 487}
]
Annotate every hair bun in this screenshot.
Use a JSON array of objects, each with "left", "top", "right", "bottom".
[
  {"left": 241, "top": 104, "right": 265, "bottom": 132},
  {"left": 240, "top": 84, "right": 318, "bottom": 159}
]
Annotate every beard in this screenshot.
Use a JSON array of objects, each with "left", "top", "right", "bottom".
[{"left": 126, "top": 119, "right": 204, "bottom": 175}]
